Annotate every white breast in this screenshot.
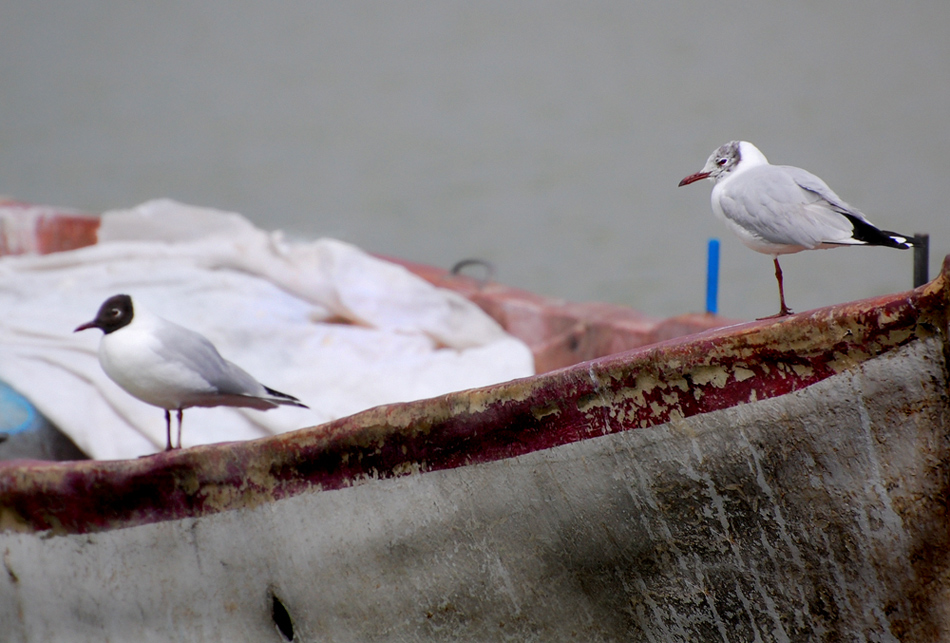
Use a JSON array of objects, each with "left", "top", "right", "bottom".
[{"left": 98, "top": 319, "right": 215, "bottom": 410}]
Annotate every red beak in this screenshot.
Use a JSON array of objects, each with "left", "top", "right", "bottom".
[
  {"left": 678, "top": 171, "right": 710, "bottom": 187},
  {"left": 74, "top": 321, "right": 97, "bottom": 333}
]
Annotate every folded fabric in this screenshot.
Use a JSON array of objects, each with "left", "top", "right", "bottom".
[{"left": 0, "top": 200, "right": 534, "bottom": 459}]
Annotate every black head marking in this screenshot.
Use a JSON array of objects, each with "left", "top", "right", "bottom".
[{"left": 75, "top": 294, "right": 135, "bottom": 334}]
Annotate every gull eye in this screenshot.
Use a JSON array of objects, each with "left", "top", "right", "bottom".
[
  {"left": 717, "top": 157, "right": 728, "bottom": 166},
  {"left": 110, "top": 308, "right": 121, "bottom": 317}
]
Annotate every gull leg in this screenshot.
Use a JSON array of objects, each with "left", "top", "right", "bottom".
[
  {"left": 164, "top": 410, "right": 173, "bottom": 451},
  {"left": 774, "top": 257, "right": 793, "bottom": 316},
  {"left": 176, "top": 410, "right": 184, "bottom": 449},
  {"left": 757, "top": 257, "right": 794, "bottom": 319}
]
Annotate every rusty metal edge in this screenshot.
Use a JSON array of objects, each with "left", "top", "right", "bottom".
[{"left": 1, "top": 257, "right": 946, "bottom": 537}]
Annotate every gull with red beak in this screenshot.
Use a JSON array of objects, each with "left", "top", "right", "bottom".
[
  {"left": 75, "top": 294, "right": 308, "bottom": 451},
  {"left": 678, "top": 141, "right": 913, "bottom": 317}
]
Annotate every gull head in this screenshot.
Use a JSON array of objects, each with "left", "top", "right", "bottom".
[
  {"left": 678, "top": 141, "right": 768, "bottom": 186},
  {"left": 74, "top": 294, "right": 135, "bottom": 335}
]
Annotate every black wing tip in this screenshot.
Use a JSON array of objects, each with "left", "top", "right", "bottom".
[
  {"left": 842, "top": 214, "right": 914, "bottom": 249},
  {"left": 263, "top": 386, "right": 310, "bottom": 409}
]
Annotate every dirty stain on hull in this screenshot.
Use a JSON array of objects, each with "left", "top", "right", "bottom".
[{"left": 0, "top": 336, "right": 947, "bottom": 642}]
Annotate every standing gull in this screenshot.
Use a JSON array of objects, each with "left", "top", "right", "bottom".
[
  {"left": 678, "top": 141, "right": 913, "bottom": 317},
  {"left": 75, "top": 294, "right": 308, "bottom": 451}
]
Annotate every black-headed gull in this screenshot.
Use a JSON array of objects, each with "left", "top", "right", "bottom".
[
  {"left": 679, "top": 141, "right": 913, "bottom": 318},
  {"left": 75, "top": 294, "right": 308, "bottom": 451}
]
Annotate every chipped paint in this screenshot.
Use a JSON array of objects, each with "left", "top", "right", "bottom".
[
  {"left": 391, "top": 460, "right": 428, "bottom": 477},
  {"left": 668, "top": 375, "right": 690, "bottom": 392},
  {"left": 531, "top": 402, "right": 561, "bottom": 421},
  {"left": 661, "top": 391, "right": 680, "bottom": 406},
  {"left": 575, "top": 392, "right": 601, "bottom": 414},
  {"left": 877, "top": 306, "right": 903, "bottom": 326},
  {"left": 691, "top": 365, "right": 730, "bottom": 388},
  {"left": 734, "top": 367, "right": 756, "bottom": 382},
  {"left": 791, "top": 364, "right": 814, "bottom": 378},
  {"left": 623, "top": 371, "right": 662, "bottom": 407},
  {"left": 0, "top": 260, "right": 947, "bottom": 536}
]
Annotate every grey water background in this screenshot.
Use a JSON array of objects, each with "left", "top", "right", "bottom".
[{"left": 1, "top": 2, "right": 948, "bottom": 321}]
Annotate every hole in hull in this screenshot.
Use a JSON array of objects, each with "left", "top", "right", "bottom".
[{"left": 271, "top": 591, "right": 295, "bottom": 641}]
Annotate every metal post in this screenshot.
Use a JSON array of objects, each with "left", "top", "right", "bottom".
[
  {"left": 913, "top": 233, "right": 929, "bottom": 288},
  {"left": 706, "top": 238, "right": 720, "bottom": 314}
]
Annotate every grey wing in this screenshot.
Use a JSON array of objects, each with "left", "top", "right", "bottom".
[
  {"left": 153, "top": 323, "right": 266, "bottom": 397},
  {"left": 720, "top": 165, "right": 860, "bottom": 248},
  {"left": 778, "top": 165, "right": 870, "bottom": 222}
]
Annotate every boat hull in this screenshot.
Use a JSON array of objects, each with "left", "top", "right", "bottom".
[
  {"left": 1, "top": 222, "right": 949, "bottom": 639},
  {"left": 1, "top": 336, "right": 947, "bottom": 641}
]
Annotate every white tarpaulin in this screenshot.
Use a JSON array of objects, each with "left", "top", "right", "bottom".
[{"left": 0, "top": 200, "right": 534, "bottom": 459}]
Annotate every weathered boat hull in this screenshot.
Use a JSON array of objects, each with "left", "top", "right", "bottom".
[
  {"left": 2, "top": 339, "right": 947, "bottom": 642},
  {"left": 3, "top": 258, "right": 948, "bottom": 641},
  {"left": 1, "top": 198, "right": 948, "bottom": 640}
]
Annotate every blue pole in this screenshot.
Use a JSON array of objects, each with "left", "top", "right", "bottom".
[{"left": 706, "top": 238, "right": 720, "bottom": 314}]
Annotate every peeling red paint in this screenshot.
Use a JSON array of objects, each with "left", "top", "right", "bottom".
[{"left": 1, "top": 260, "right": 946, "bottom": 536}]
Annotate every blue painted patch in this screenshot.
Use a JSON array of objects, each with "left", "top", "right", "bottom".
[
  {"left": 706, "top": 238, "right": 720, "bottom": 315},
  {"left": 0, "top": 381, "right": 39, "bottom": 435}
]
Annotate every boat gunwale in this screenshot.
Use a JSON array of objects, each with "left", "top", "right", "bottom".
[{"left": 1, "top": 256, "right": 947, "bottom": 537}]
